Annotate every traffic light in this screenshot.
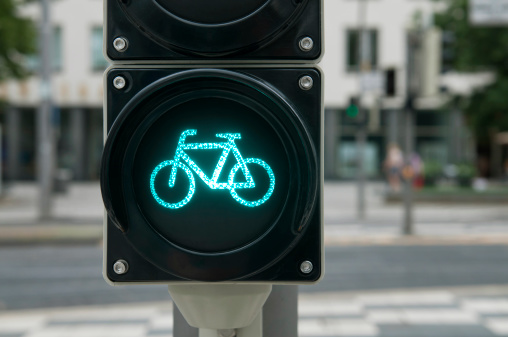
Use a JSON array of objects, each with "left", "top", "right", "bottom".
[
  {"left": 346, "top": 96, "right": 368, "bottom": 126},
  {"left": 101, "top": 1, "right": 323, "bottom": 284},
  {"left": 105, "top": 0, "right": 321, "bottom": 61},
  {"left": 385, "top": 68, "right": 396, "bottom": 97},
  {"left": 346, "top": 97, "right": 360, "bottom": 118}
]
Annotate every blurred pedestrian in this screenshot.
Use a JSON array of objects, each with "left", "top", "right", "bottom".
[
  {"left": 410, "top": 152, "right": 424, "bottom": 189},
  {"left": 384, "top": 143, "right": 403, "bottom": 192}
]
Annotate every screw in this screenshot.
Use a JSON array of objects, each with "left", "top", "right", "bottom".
[
  {"left": 113, "top": 260, "right": 129, "bottom": 274},
  {"left": 300, "top": 260, "right": 313, "bottom": 274},
  {"left": 113, "top": 76, "right": 126, "bottom": 90},
  {"left": 299, "top": 76, "right": 313, "bottom": 90},
  {"left": 299, "top": 37, "right": 314, "bottom": 52},
  {"left": 113, "top": 37, "right": 128, "bottom": 52}
]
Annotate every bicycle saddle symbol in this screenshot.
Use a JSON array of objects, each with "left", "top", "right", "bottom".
[{"left": 150, "top": 129, "right": 275, "bottom": 209}]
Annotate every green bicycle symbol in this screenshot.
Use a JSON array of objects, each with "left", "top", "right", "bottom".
[{"left": 150, "top": 129, "right": 275, "bottom": 209}]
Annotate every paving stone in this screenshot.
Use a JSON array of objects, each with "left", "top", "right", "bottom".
[
  {"left": 484, "top": 318, "right": 508, "bottom": 335},
  {"left": 378, "top": 324, "right": 495, "bottom": 337},
  {"left": 146, "top": 330, "right": 172, "bottom": 336}
]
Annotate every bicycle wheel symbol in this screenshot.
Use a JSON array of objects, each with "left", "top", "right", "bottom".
[
  {"left": 150, "top": 160, "right": 196, "bottom": 209},
  {"left": 228, "top": 158, "right": 275, "bottom": 207}
]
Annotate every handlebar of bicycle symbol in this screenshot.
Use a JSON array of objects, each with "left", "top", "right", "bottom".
[{"left": 150, "top": 129, "right": 276, "bottom": 209}]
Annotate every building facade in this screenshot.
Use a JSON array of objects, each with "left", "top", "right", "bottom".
[
  {"left": 0, "top": 0, "right": 473, "bottom": 181},
  {"left": 320, "top": 0, "right": 475, "bottom": 179}
]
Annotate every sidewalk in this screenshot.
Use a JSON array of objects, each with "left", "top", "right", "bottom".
[
  {"left": 323, "top": 182, "right": 508, "bottom": 245},
  {"left": 0, "top": 182, "right": 507, "bottom": 245},
  {"left": 0, "top": 183, "right": 103, "bottom": 244}
]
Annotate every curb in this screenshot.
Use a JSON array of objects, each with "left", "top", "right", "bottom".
[
  {"left": 0, "top": 224, "right": 103, "bottom": 245},
  {"left": 1, "top": 224, "right": 507, "bottom": 246},
  {"left": 325, "top": 234, "right": 508, "bottom": 246}
]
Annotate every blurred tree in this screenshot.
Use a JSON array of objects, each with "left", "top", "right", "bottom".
[
  {"left": 434, "top": 0, "right": 508, "bottom": 145},
  {"left": 0, "top": 0, "right": 36, "bottom": 81}
]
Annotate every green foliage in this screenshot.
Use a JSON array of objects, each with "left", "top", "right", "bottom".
[
  {"left": 434, "top": 0, "right": 508, "bottom": 144},
  {"left": 0, "top": 0, "right": 36, "bottom": 81},
  {"left": 464, "top": 78, "right": 508, "bottom": 142},
  {"left": 434, "top": 0, "right": 508, "bottom": 73},
  {"left": 423, "top": 161, "right": 443, "bottom": 178},
  {"left": 456, "top": 162, "right": 476, "bottom": 179},
  {"left": 423, "top": 161, "right": 442, "bottom": 186}
]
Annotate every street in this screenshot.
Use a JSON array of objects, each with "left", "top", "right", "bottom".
[{"left": 1, "top": 244, "right": 508, "bottom": 310}]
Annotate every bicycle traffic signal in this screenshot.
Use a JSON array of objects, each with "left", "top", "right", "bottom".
[{"left": 101, "top": 1, "right": 323, "bottom": 284}]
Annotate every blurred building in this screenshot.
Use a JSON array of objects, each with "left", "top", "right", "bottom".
[
  {"left": 0, "top": 0, "right": 104, "bottom": 181},
  {"left": 0, "top": 0, "right": 476, "bottom": 181},
  {"left": 321, "top": 0, "right": 479, "bottom": 180}
]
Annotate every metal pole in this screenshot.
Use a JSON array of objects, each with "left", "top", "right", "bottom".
[
  {"left": 356, "top": 0, "right": 368, "bottom": 220},
  {"left": 356, "top": 126, "right": 366, "bottom": 220},
  {"left": 262, "top": 285, "right": 298, "bottom": 337},
  {"left": 387, "top": 110, "right": 399, "bottom": 145},
  {"left": 402, "top": 31, "right": 419, "bottom": 235},
  {"left": 0, "top": 125, "right": 2, "bottom": 194},
  {"left": 402, "top": 109, "right": 414, "bottom": 235},
  {"left": 71, "top": 108, "right": 87, "bottom": 180},
  {"left": 174, "top": 306, "right": 199, "bottom": 337},
  {"left": 37, "top": 0, "right": 54, "bottom": 220},
  {"left": 6, "top": 106, "right": 20, "bottom": 181},
  {"left": 324, "top": 110, "right": 338, "bottom": 179}
]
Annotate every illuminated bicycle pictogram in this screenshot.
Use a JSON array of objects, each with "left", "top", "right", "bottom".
[{"left": 150, "top": 129, "right": 275, "bottom": 209}]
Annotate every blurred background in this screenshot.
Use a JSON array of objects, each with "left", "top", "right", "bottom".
[{"left": 0, "top": 0, "right": 507, "bottom": 336}]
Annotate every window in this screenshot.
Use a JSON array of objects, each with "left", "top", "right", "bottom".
[
  {"left": 337, "top": 141, "right": 380, "bottom": 178},
  {"left": 91, "top": 27, "right": 108, "bottom": 71},
  {"left": 346, "top": 29, "right": 378, "bottom": 72},
  {"left": 52, "top": 27, "right": 63, "bottom": 71},
  {"left": 25, "top": 26, "right": 63, "bottom": 73}
]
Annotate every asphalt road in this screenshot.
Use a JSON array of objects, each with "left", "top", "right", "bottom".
[{"left": 1, "top": 244, "right": 507, "bottom": 311}]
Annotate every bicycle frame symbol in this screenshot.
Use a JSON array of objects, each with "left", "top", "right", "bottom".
[{"left": 150, "top": 129, "right": 275, "bottom": 209}]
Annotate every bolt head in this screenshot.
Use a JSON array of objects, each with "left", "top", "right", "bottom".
[
  {"left": 113, "top": 260, "right": 129, "bottom": 275},
  {"left": 299, "top": 76, "right": 313, "bottom": 90},
  {"left": 299, "top": 37, "right": 314, "bottom": 52},
  {"left": 300, "top": 260, "right": 313, "bottom": 274},
  {"left": 113, "top": 37, "right": 128, "bottom": 52},
  {"left": 113, "top": 76, "right": 126, "bottom": 90}
]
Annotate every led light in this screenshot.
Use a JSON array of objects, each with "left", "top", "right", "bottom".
[
  {"left": 150, "top": 160, "right": 196, "bottom": 209},
  {"left": 149, "top": 130, "right": 275, "bottom": 208},
  {"left": 228, "top": 158, "right": 275, "bottom": 207}
]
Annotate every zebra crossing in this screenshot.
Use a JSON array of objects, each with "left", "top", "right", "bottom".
[{"left": 2, "top": 288, "right": 508, "bottom": 337}]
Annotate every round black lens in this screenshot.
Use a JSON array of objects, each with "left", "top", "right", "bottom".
[
  {"left": 133, "top": 96, "right": 289, "bottom": 253},
  {"left": 156, "top": 0, "right": 267, "bottom": 24}
]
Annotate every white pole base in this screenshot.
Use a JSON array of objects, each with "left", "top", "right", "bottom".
[
  {"left": 199, "top": 312, "right": 262, "bottom": 337},
  {"left": 169, "top": 284, "right": 272, "bottom": 330}
]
